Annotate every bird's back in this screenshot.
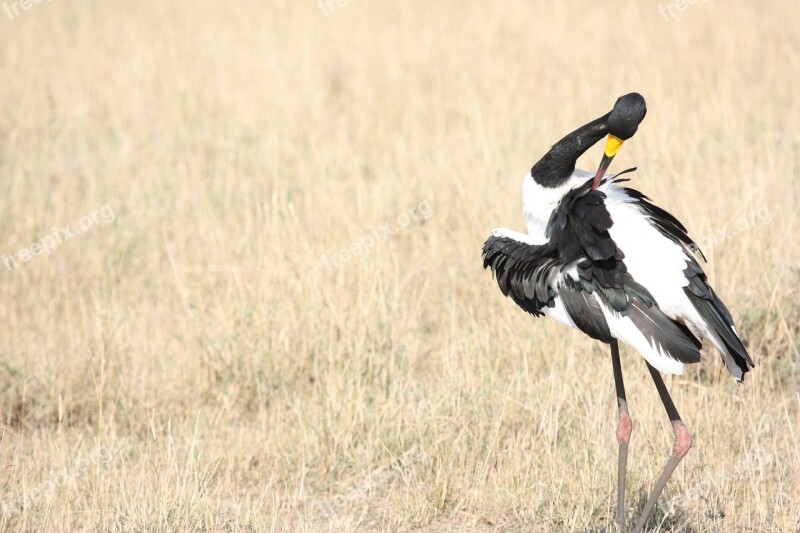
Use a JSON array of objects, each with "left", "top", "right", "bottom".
[{"left": 600, "top": 179, "right": 754, "bottom": 380}]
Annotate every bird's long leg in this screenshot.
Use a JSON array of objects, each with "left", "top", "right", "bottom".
[
  {"left": 610, "top": 339, "right": 631, "bottom": 531},
  {"left": 632, "top": 363, "right": 693, "bottom": 533}
]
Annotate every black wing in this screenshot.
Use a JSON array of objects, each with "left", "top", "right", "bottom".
[
  {"left": 480, "top": 234, "right": 559, "bottom": 317},
  {"left": 482, "top": 178, "right": 704, "bottom": 365},
  {"left": 483, "top": 179, "right": 654, "bottom": 342},
  {"left": 546, "top": 179, "right": 655, "bottom": 313}
]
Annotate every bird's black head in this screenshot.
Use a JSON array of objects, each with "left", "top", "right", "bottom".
[
  {"left": 589, "top": 93, "right": 648, "bottom": 189},
  {"left": 530, "top": 92, "right": 648, "bottom": 189},
  {"left": 607, "top": 93, "right": 647, "bottom": 141}
]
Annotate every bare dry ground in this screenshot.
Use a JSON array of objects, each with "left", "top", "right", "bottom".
[{"left": 0, "top": 0, "right": 798, "bottom": 531}]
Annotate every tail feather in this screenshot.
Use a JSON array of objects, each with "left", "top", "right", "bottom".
[
  {"left": 683, "top": 260, "right": 754, "bottom": 381},
  {"left": 691, "top": 295, "right": 754, "bottom": 381}
]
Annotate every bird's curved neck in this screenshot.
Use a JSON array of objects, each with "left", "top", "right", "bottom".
[{"left": 530, "top": 113, "right": 610, "bottom": 188}]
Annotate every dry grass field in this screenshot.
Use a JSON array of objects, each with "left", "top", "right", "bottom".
[{"left": 0, "top": 0, "right": 798, "bottom": 531}]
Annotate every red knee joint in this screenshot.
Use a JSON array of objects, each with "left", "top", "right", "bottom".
[
  {"left": 616, "top": 411, "right": 632, "bottom": 444},
  {"left": 671, "top": 421, "right": 692, "bottom": 457}
]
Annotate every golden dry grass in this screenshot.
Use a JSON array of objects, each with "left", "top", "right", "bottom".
[{"left": 0, "top": 0, "right": 798, "bottom": 531}]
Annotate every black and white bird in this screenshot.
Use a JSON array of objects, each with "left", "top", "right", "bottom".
[{"left": 482, "top": 93, "right": 754, "bottom": 532}]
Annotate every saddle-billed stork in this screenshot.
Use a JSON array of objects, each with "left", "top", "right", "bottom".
[{"left": 482, "top": 93, "right": 754, "bottom": 531}]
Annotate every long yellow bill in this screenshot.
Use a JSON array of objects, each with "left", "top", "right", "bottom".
[{"left": 591, "top": 134, "right": 625, "bottom": 189}]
